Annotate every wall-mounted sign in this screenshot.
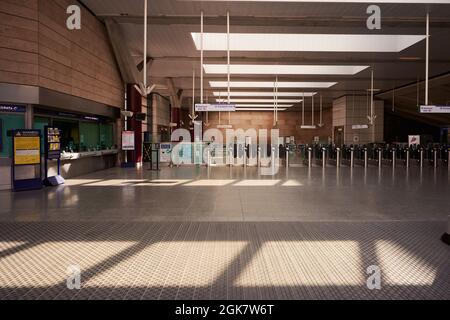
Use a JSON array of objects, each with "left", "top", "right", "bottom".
[
  {"left": 122, "top": 131, "right": 135, "bottom": 151},
  {"left": 45, "top": 127, "right": 62, "bottom": 160},
  {"left": 0, "top": 104, "right": 26, "bottom": 113},
  {"left": 195, "top": 104, "right": 236, "bottom": 112},
  {"left": 420, "top": 105, "right": 450, "bottom": 114},
  {"left": 13, "top": 130, "right": 41, "bottom": 165},
  {"left": 408, "top": 135, "right": 421, "bottom": 146},
  {"left": 352, "top": 124, "right": 369, "bottom": 130}
]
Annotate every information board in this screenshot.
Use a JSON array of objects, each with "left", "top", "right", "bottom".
[
  {"left": 13, "top": 130, "right": 41, "bottom": 165},
  {"left": 45, "top": 127, "right": 61, "bottom": 160},
  {"left": 195, "top": 104, "right": 236, "bottom": 112},
  {"left": 420, "top": 105, "right": 450, "bottom": 114},
  {"left": 122, "top": 131, "right": 135, "bottom": 151}
]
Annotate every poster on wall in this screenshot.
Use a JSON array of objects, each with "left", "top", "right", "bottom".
[
  {"left": 122, "top": 131, "right": 135, "bottom": 151},
  {"left": 408, "top": 135, "right": 421, "bottom": 146},
  {"left": 13, "top": 130, "right": 41, "bottom": 165},
  {"left": 45, "top": 127, "right": 61, "bottom": 160}
]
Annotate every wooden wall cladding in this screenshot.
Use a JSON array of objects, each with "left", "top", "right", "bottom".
[
  {"left": 205, "top": 109, "right": 333, "bottom": 144},
  {"left": 0, "top": 0, "right": 124, "bottom": 108}
]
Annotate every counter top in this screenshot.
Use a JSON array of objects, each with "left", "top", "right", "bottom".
[{"left": 60, "top": 149, "right": 118, "bottom": 160}]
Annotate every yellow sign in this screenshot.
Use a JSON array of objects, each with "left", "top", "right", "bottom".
[{"left": 14, "top": 136, "right": 41, "bottom": 165}]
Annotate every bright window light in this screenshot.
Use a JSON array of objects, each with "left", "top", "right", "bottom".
[
  {"left": 213, "top": 92, "right": 317, "bottom": 97},
  {"left": 236, "top": 104, "right": 293, "bottom": 107},
  {"left": 236, "top": 108, "right": 287, "bottom": 111},
  {"left": 192, "top": 33, "right": 426, "bottom": 53},
  {"left": 210, "top": 81, "right": 337, "bottom": 88},
  {"left": 216, "top": 99, "right": 302, "bottom": 103},
  {"left": 204, "top": 64, "right": 369, "bottom": 75}
]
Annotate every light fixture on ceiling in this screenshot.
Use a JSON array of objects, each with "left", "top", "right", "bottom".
[
  {"left": 192, "top": 33, "right": 426, "bottom": 53},
  {"left": 399, "top": 56, "right": 422, "bottom": 61},
  {"left": 204, "top": 64, "right": 369, "bottom": 75},
  {"left": 216, "top": 99, "right": 302, "bottom": 103},
  {"left": 213, "top": 91, "right": 317, "bottom": 97},
  {"left": 210, "top": 81, "right": 337, "bottom": 88}
]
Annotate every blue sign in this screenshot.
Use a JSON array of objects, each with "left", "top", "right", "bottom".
[{"left": 0, "top": 104, "right": 26, "bottom": 113}]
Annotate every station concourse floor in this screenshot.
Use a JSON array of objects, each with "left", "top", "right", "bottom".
[{"left": 0, "top": 165, "right": 449, "bottom": 300}]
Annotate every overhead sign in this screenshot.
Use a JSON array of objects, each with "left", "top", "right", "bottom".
[
  {"left": 13, "top": 130, "right": 41, "bottom": 165},
  {"left": 0, "top": 104, "right": 26, "bottom": 113},
  {"left": 420, "top": 105, "right": 450, "bottom": 114},
  {"left": 195, "top": 104, "right": 236, "bottom": 112},
  {"left": 122, "top": 131, "right": 135, "bottom": 151}
]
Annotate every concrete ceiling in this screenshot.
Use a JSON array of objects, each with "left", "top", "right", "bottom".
[{"left": 80, "top": 0, "right": 450, "bottom": 124}]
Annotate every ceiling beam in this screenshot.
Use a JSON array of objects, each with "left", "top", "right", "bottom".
[
  {"left": 104, "top": 15, "right": 450, "bottom": 28},
  {"left": 104, "top": 18, "right": 141, "bottom": 84}
]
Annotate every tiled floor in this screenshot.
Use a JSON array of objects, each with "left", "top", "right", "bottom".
[{"left": 0, "top": 166, "right": 449, "bottom": 300}]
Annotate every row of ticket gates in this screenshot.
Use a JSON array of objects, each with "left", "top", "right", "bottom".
[{"left": 205, "top": 143, "right": 450, "bottom": 169}]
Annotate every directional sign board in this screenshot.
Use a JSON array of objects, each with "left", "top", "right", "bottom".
[
  {"left": 195, "top": 104, "right": 236, "bottom": 112},
  {"left": 420, "top": 105, "right": 450, "bottom": 114}
]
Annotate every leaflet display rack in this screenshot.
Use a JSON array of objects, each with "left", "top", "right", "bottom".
[
  {"left": 44, "top": 126, "right": 65, "bottom": 186},
  {"left": 11, "top": 129, "right": 43, "bottom": 192}
]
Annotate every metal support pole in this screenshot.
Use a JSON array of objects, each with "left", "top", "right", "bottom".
[
  {"left": 227, "top": 11, "right": 231, "bottom": 125},
  {"left": 143, "top": 0, "right": 148, "bottom": 89},
  {"left": 207, "top": 148, "right": 211, "bottom": 167},
  {"left": 425, "top": 13, "right": 430, "bottom": 106},
  {"left": 308, "top": 147, "right": 312, "bottom": 168},
  {"left": 350, "top": 148, "right": 354, "bottom": 168},
  {"left": 244, "top": 146, "right": 248, "bottom": 169},
  {"left": 392, "top": 149, "right": 396, "bottom": 168},
  {"left": 434, "top": 149, "right": 438, "bottom": 168},
  {"left": 378, "top": 149, "right": 382, "bottom": 168},
  {"left": 286, "top": 147, "right": 289, "bottom": 168},
  {"left": 271, "top": 146, "right": 276, "bottom": 173},
  {"left": 420, "top": 149, "right": 424, "bottom": 168},
  {"left": 200, "top": 11, "right": 204, "bottom": 105},
  {"left": 448, "top": 148, "right": 450, "bottom": 170},
  {"left": 364, "top": 148, "right": 368, "bottom": 168},
  {"left": 406, "top": 149, "right": 410, "bottom": 168},
  {"left": 322, "top": 148, "right": 326, "bottom": 168},
  {"left": 258, "top": 146, "right": 261, "bottom": 171},
  {"left": 336, "top": 148, "right": 341, "bottom": 167}
]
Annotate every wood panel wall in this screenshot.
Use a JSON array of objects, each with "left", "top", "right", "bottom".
[
  {"left": 204, "top": 109, "right": 333, "bottom": 144},
  {"left": 0, "top": 0, "right": 124, "bottom": 108}
]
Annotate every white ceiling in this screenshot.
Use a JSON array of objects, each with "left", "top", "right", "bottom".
[{"left": 81, "top": 0, "right": 450, "bottom": 117}]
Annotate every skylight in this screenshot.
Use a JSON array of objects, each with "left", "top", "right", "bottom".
[
  {"left": 192, "top": 33, "right": 426, "bottom": 53},
  {"left": 236, "top": 108, "right": 288, "bottom": 112},
  {"left": 216, "top": 99, "right": 302, "bottom": 103},
  {"left": 213, "top": 92, "right": 317, "bottom": 97},
  {"left": 204, "top": 64, "right": 369, "bottom": 75},
  {"left": 210, "top": 81, "right": 337, "bottom": 88},
  {"left": 236, "top": 104, "right": 294, "bottom": 107}
]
